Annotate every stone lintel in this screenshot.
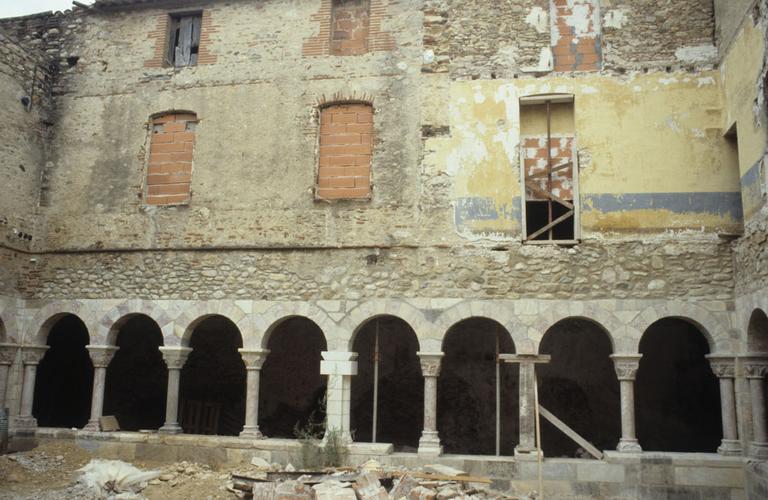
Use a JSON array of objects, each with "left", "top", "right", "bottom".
[{"left": 321, "top": 351, "right": 358, "bottom": 375}]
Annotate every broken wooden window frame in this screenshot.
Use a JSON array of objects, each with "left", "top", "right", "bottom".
[
  {"left": 519, "top": 93, "right": 581, "bottom": 245},
  {"left": 165, "top": 11, "right": 202, "bottom": 68}
]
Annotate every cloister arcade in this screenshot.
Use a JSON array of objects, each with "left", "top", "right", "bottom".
[{"left": 0, "top": 299, "right": 767, "bottom": 460}]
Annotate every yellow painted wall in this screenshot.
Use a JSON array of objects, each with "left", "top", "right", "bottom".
[{"left": 427, "top": 71, "right": 743, "bottom": 236}]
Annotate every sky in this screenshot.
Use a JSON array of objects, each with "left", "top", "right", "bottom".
[{"left": 0, "top": 0, "right": 95, "bottom": 19}]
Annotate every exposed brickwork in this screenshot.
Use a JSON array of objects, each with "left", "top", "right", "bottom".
[
  {"left": 303, "top": 0, "right": 394, "bottom": 57},
  {"left": 146, "top": 113, "right": 196, "bottom": 206},
  {"left": 316, "top": 104, "right": 373, "bottom": 200},
  {"left": 144, "top": 10, "right": 218, "bottom": 68},
  {"left": 552, "top": 0, "right": 601, "bottom": 72},
  {"left": 331, "top": 0, "right": 370, "bottom": 56},
  {"left": 522, "top": 136, "right": 574, "bottom": 200}
]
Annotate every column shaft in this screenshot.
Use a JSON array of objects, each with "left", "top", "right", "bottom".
[
  {"left": 161, "top": 368, "right": 182, "bottom": 433},
  {"left": 751, "top": 377, "right": 767, "bottom": 443},
  {"left": 19, "top": 364, "right": 37, "bottom": 417},
  {"left": 0, "top": 364, "right": 10, "bottom": 410},
  {"left": 516, "top": 361, "right": 535, "bottom": 454},
  {"left": 611, "top": 354, "right": 642, "bottom": 453},
  {"left": 238, "top": 349, "right": 268, "bottom": 438},
  {"left": 85, "top": 367, "right": 107, "bottom": 430},
  {"left": 417, "top": 352, "right": 443, "bottom": 456}
]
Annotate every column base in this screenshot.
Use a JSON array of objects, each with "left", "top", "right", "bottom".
[
  {"left": 717, "top": 439, "right": 742, "bottom": 456},
  {"left": 12, "top": 415, "right": 38, "bottom": 435},
  {"left": 158, "top": 423, "right": 183, "bottom": 434},
  {"left": 417, "top": 431, "right": 442, "bottom": 457},
  {"left": 617, "top": 438, "right": 642, "bottom": 453},
  {"left": 749, "top": 442, "right": 768, "bottom": 459},
  {"left": 239, "top": 427, "right": 263, "bottom": 439},
  {"left": 514, "top": 446, "right": 541, "bottom": 461},
  {"left": 83, "top": 420, "right": 101, "bottom": 432}
]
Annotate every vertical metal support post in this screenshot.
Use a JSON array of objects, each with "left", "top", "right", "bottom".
[
  {"left": 546, "top": 100, "right": 553, "bottom": 240},
  {"left": 495, "top": 331, "right": 501, "bottom": 456},
  {"left": 372, "top": 320, "right": 380, "bottom": 443}
]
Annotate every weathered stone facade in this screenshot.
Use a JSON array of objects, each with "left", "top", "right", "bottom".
[{"left": 0, "top": 0, "right": 767, "bottom": 496}]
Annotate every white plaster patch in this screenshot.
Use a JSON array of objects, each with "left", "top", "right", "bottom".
[
  {"left": 564, "top": 1, "right": 600, "bottom": 39},
  {"left": 658, "top": 77, "right": 678, "bottom": 85},
  {"left": 521, "top": 46, "right": 553, "bottom": 72},
  {"left": 491, "top": 84, "right": 521, "bottom": 164},
  {"left": 632, "top": 85, "right": 642, "bottom": 92},
  {"left": 664, "top": 116, "right": 682, "bottom": 134},
  {"left": 446, "top": 102, "right": 490, "bottom": 176},
  {"left": 580, "top": 85, "right": 598, "bottom": 94},
  {"left": 525, "top": 6, "right": 549, "bottom": 33},
  {"left": 674, "top": 44, "right": 717, "bottom": 64},
  {"left": 473, "top": 87, "right": 486, "bottom": 104},
  {"left": 423, "top": 49, "right": 435, "bottom": 64},
  {"left": 691, "top": 128, "right": 705, "bottom": 138},
  {"left": 603, "top": 8, "right": 628, "bottom": 29},
  {"left": 697, "top": 76, "right": 715, "bottom": 87}
]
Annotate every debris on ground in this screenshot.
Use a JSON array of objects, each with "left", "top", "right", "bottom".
[{"left": 1, "top": 441, "right": 521, "bottom": 499}]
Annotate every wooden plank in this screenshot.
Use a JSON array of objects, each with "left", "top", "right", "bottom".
[
  {"left": 526, "top": 161, "right": 572, "bottom": 179},
  {"left": 526, "top": 210, "right": 574, "bottom": 241},
  {"left": 538, "top": 405, "right": 603, "bottom": 460},
  {"left": 175, "top": 16, "right": 194, "bottom": 67},
  {"left": 524, "top": 181, "right": 574, "bottom": 210}
]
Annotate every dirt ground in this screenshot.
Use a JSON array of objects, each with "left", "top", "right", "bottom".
[{"left": 0, "top": 440, "right": 235, "bottom": 500}]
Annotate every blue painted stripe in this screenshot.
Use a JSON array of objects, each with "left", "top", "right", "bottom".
[
  {"left": 741, "top": 160, "right": 762, "bottom": 188},
  {"left": 583, "top": 192, "right": 743, "bottom": 221},
  {"left": 454, "top": 197, "right": 522, "bottom": 229}
]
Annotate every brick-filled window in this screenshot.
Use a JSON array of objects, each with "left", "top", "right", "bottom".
[
  {"left": 331, "top": 0, "right": 370, "bottom": 56},
  {"left": 551, "top": 0, "right": 601, "bottom": 72},
  {"left": 316, "top": 103, "right": 373, "bottom": 200},
  {"left": 146, "top": 113, "right": 197, "bottom": 206}
]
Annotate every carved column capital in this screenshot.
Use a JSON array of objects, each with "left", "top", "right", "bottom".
[
  {"left": 86, "top": 345, "right": 119, "bottom": 368},
  {"left": 706, "top": 354, "right": 736, "bottom": 378},
  {"left": 0, "top": 343, "right": 20, "bottom": 365},
  {"left": 21, "top": 345, "right": 49, "bottom": 365},
  {"left": 417, "top": 352, "right": 444, "bottom": 377},
  {"left": 159, "top": 346, "right": 192, "bottom": 370},
  {"left": 238, "top": 349, "right": 270, "bottom": 370},
  {"left": 610, "top": 354, "right": 642, "bottom": 381},
  {"left": 742, "top": 355, "right": 768, "bottom": 379}
]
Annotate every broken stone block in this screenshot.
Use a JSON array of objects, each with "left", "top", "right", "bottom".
[
  {"left": 275, "top": 480, "right": 312, "bottom": 500},
  {"left": 408, "top": 486, "right": 437, "bottom": 500},
  {"left": 252, "top": 482, "right": 277, "bottom": 500},
  {"left": 422, "top": 464, "right": 467, "bottom": 477},
  {"left": 313, "top": 480, "right": 356, "bottom": 500},
  {"left": 389, "top": 474, "right": 418, "bottom": 500},
  {"left": 250, "top": 456, "right": 271, "bottom": 469},
  {"left": 354, "top": 471, "right": 389, "bottom": 500}
]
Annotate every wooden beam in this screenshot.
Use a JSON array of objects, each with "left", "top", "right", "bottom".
[
  {"left": 526, "top": 210, "right": 574, "bottom": 241},
  {"left": 538, "top": 405, "right": 603, "bottom": 460}
]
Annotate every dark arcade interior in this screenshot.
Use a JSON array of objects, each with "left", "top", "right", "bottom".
[
  {"left": 350, "top": 316, "right": 423, "bottom": 450},
  {"left": 180, "top": 315, "right": 246, "bottom": 436},
  {"left": 259, "top": 317, "right": 328, "bottom": 438},
  {"left": 103, "top": 315, "right": 167, "bottom": 431},
  {"left": 438, "top": 318, "right": 518, "bottom": 455},
  {"left": 636, "top": 318, "right": 722, "bottom": 452},
  {"left": 33, "top": 314, "right": 93, "bottom": 428}
]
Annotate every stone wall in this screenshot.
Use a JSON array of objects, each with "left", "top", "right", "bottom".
[
  {"left": 734, "top": 216, "right": 768, "bottom": 298},
  {"left": 15, "top": 238, "right": 734, "bottom": 301}
]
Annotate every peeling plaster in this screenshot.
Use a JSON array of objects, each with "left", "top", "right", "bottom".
[
  {"left": 603, "top": 8, "right": 628, "bottom": 29},
  {"left": 521, "top": 46, "right": 553, "bottom": 72},
  {"left": 675, "top": 44, "right": 717, "bottom": 64},
  {"left": 697, "top": 76, "right": 715, "bottom": 87},
  {"left": 525, "top": 6, "right": 549, "bottom": 34}
]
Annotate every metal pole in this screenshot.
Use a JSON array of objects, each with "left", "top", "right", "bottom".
[
  {"left": 372, "top": 320, "right": 380, "bottom": 443},
  {"left": 534, "top": 369, "right": 544, "bottom": 500},
  {"left": 495, "top": 330, "right": 501, "bottom": 456},
  {"left": 546, "top": 100, "right": 553, "bottom": 241}
]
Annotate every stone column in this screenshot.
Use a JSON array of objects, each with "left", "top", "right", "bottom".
[
  {"left": 417, "top": 352, "right": 443, "bottom": 457},
  {"left": 320, "top": 351, "right": 358, "bottom": 442},
  {"left": 84, "top": 345, "right": 119, "bottom": 431},
  {"left": 238, "top": 349, "right": 269, "bottom": 438},
  {"left": 0, "top": 343, "right": 19, "bottom": 410},
  {"left": 14, "top": 345, "right": 49, "bottom": 434},
  {"left": 743, "top": 356, "right": 768, "bottom": 459},
  {"left": 610, "top": 354, "right": 642, "bottom": 452},
  {"left": 159, "top": 346, "right": 192, "bottom": 434},
  {"left": 706, "top": 355, "right": 741, "bottom": 455},
  {"left": 515, "top": 360, "right": 537, "bottom": 456}
]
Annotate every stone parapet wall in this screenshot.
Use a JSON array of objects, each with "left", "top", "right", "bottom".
[{"left": 14, "top": 238, "right": 734, "bottom": 302}]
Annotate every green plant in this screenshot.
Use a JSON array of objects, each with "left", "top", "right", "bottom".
[{"left": 292, "top": 407, "right": 348, "bottom": 469}]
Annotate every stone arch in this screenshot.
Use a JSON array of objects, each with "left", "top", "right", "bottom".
[
  {"left": 345, "top": 300, "right": 427, "bottom": 351},
  {"left": 747, "top": 308, "right": 768, "bottom": 353},
  {"left": 28, "top": 301, "right": 94, "bottom": 345},
  {"left": 175, "top": 301, "right": 248, "bottom": 347},
  {"left": 100, "top": 299, "right": 173, "bottom": 346},
  {"left": 434, "top": 301, "right": 528, "bottom": 352},
  {"left": 532, "top": 303, "right": 629, "bottom": 353},
  {"left": 258, "top": 303, "right": 335, "bottom": 349},
  {"left": 629, "top": 302, "right": 730, "bottom": 353}
]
